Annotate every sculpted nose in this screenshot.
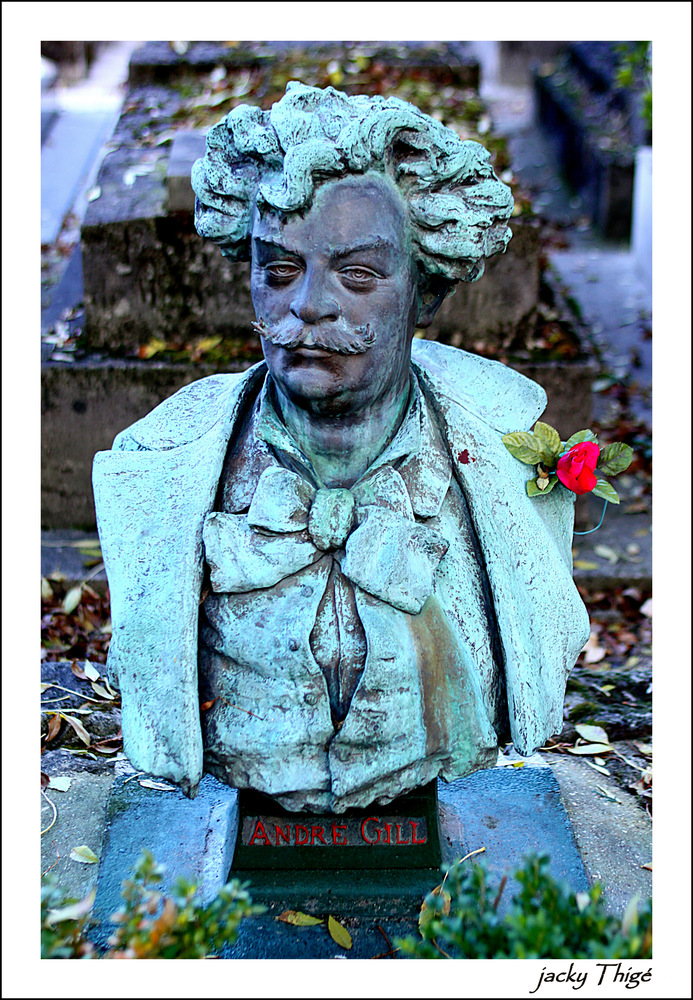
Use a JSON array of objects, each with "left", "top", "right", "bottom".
[{"left": 290, "top": 267, "right": 340, "bottom": 325}]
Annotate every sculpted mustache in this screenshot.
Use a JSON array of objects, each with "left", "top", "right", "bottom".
[{"left": 252, "top": 317, "right": 377, "bottom": 355}]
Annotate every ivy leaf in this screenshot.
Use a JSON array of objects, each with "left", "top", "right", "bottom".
[
  {"left": 592, "top": 479, "right": 620, "bottom": 504},
  {"left": 527, "top": 474, "right": 559, "bottom": 496},
  {"left": 276, "top": 910, "right": 323, "bottom": 926},
  {"left": 597, "top": 442, "right": 634, "bottom": 476},
  {"left": 533, "top": 421, "right": 562, "bottom": 463},
  {"left": 502, "top": 431, "right": 550, "bottom": 465},
  {"left": 70, "top": 845, "right": 99, "bottom": 864},
  {"left": 564, "top": 429, "right": 598, "bottom": 449},
  {"left": 327, "top": 915, "right": 353, "bottom": 949}
]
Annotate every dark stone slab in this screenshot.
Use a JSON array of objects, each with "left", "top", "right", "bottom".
[
  {"left": 41, "top": 358, "right": 244, "bottom": 529},
  {"left": 437, "top": 760, "right": 589, "bottom": 897}
]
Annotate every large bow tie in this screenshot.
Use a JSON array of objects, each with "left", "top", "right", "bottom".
[{"left": 203, "top": 465, "right": 449, "bottom": 614}]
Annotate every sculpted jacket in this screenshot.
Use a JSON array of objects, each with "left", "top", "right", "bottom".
[{"left": 92, "top": 340, "right": 590, "bottom": 802}]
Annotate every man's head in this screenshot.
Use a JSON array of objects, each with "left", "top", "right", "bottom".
[{"left": 192, "top": 83, "right": 514, "bottom": 412}]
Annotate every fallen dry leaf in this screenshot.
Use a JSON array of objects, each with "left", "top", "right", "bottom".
[
  {"left": 567, "top": 742, "right": 613, "bottom": 755},
  {"left": 419, "top": 884, "right": 452, "bottom": 931},
  {"left": 61, "top": 713, "right": 91, "bottom": 746},
  {"left": 327, "top": 914, "right": 353, "bottom": 950},
  {"left": 46, "top": 713, "right": 63, "bottom": 742},
  {"left": 139, "top": 779, "right": 176, "bottom": 792},
  {"left": 70, "top": 845, "right": 99, "bottom": 864},
  {"left": 48, "top": 776, "right": 72, "bottom": 792},
  {"left": 575, "top": 723, "right": 610, "bottom": 744},
  {"left": 46, "top": 889, "right": 96, "bottom": 924},
  {"left": 63, "top": 585, "right": 83, "bottom": 614},
  {"left": 276, "top": 910, "right": 323, "bottom": 927},
  {"left": 581, "top": 632, "right": 607, "bottom": 664}
]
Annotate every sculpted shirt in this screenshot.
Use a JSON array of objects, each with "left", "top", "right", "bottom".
[{"left": 198, "top": 371, "right": 505, "bottom": 812}]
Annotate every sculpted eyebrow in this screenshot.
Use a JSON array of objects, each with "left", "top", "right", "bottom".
[
  {"left": 330, "top": 239, "right": 396, "bottom": 261},
  {"left": 253, "top": 238, "right": 301, "bottom": 259}
]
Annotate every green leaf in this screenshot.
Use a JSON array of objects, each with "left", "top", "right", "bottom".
[
  {"left": 502, "top": 431, "right": 549, "bottom": 465},
  {"left": 597, "top": 442, "right": 634, "bottom": 476},
  {"left": 527, "top": 474, "right": 559, "bottom": 496},
  {"left": 592, "top": 479, "right": 620, "bottom": 504},
  {"left": 70, "top": 845, "right": 99, "bottom": 864},
  {"left": 327, "top": 914, "right": 353, "bottom": 949},
  {"left": 276, "top": 910, "right": 323, "bottom": 926},
  {"left": 533, "top": 421, "right": 561, "bottom": 462},
  {"left": 564, "top": 429, "right": 598, "bottom": 449},
  {"left": 419, "top": 885, "right": 452, "bottom": 931}
]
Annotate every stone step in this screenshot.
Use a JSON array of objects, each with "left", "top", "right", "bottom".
[
  {"left": 532, "top": 42, "right": 649, "bottom": 240},
  {"left": 80, "top": 127, "right": 547, "bottom": 356},
  {"left": 126, "top": 39, "right": 480, "bottom": 89},
  {"left": 41, "top": 342, "right": 596, "bottom": 531}
]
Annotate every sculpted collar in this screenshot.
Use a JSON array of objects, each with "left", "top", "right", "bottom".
[
  {"left": 205, "top": 371, "right": 455, "bottom": 614},
  {"left": 221, "top": 370, "right": 453, "bottom": 519}
]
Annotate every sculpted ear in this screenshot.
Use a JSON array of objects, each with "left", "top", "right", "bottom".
[{"left": 415, "top": 275, "right": 452, "bottom": 329}]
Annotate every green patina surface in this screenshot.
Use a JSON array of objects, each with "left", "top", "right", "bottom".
[{"left": 92, "top": 83, "right": 589, "bottom": 812}]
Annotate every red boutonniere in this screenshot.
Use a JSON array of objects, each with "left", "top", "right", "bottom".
[{"left": 502, "top": 423, "right": 633, "bottom": 505}]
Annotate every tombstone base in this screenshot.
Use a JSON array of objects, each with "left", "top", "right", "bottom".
[{"left": 92, "top": 753, "right": 589, "bottom": 957}]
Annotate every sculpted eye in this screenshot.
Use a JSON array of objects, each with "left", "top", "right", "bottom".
[
  {"left": 264, "top": 262, "right": 301, "bottom": 282},
  {"left": 339, "top": 266, "right": 380, "bottom": 288}
]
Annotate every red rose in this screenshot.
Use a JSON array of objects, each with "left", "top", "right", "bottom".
[{"left": 556, "top": 441, "right": 600, "bottom": 495}]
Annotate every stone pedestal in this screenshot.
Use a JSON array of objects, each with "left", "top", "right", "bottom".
[{"left": 91, "top": 753, "right": 588, "bottom": 958}]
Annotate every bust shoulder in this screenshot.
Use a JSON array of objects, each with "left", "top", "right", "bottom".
[
  {"left": 411, "top": 339, "right": 546, "bottom": 433},
  {"left": 112, "top": 363, "right": 266, "bottom": 452}
]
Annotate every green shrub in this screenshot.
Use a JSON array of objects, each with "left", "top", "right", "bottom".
[
  {"left": 41, "top": 850, "right": 263, "bottom": 959},
  {"left": 397, "top": 855, "right": 652, "bottom": 960}
]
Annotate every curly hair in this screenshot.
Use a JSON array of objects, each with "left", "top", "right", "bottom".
[{"left": 192, "top": 81, "right": 513, "bottom": 286}]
